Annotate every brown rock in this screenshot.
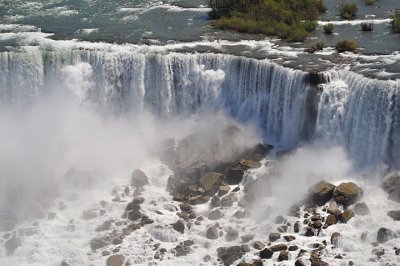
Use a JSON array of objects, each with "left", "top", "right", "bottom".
[
  {"left": 382, "top": 173, "right": 400, "bottom": 202},
  {"left": 131, "top": 169, "right": 149, "bottom": 187},
  {"left": 218, "top": 185, "right": 230, "bottom": 196},
  {"left": 210, "top": 196, "right": 221, "bottom": 208},
  {"left": 309, "top": 181, "right": 336, "bottom": 205},
  {"left": 270, "top": 243, "right": 287, "bottom": 252},
  {"left": 206, "top": 225, "right": 219, "bottom": 239},
  {"left": 269, "top": 232, "right": 281, "bottom": 242},
  {"left": 339, "top": 210, "right": 355, "bottom": 223},
  {"left": 107, "top": 254, "right": 124, "bottom": 266},
  {"left": 252, "top": 241, "right": 266, "bottom": 250},
  {"left": 334, "top": 182, "right": 363, "bottom": 206},
  {"left": 208, "top": 209, "right": 223, "bottom": 220},
  {"left": 284, "top": 235, "right": 296, "bottom": 242},
  {"left": 199, "top": 172, "right": 224, "bottom": 191},
  {"left": 241, "top": 235, "right": 255, "bottom": 243},
  {"left": 331, "top": 232, "right": 342, "bottom": 248},
  {"left": 325, "top": 214, "right": 337, "bottom": 226},
  {"left": 220, "top": 193, "right": 236, "bottom": 207},
  {"left": 278, "top": 250, "right": 289, "bottom": 261}
]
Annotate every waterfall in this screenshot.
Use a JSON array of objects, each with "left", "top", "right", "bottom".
[{"left": 0, "top": 47, "right": 399, "bottom": 168}]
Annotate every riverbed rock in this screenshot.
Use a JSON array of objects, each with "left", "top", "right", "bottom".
[
  {"left": 354, "top": 202, "right": 370, "bottom": 216},
  {"left": 259, "top": 247, "right": 273, "bottom": 259},
  {"left": 331, "top": 232, "right": 342, "bottom": 248},
  {"left": 382, "top": 173, "right": 400, "bottom": 202},
  {"left": 339, "top": 209, "right": 355, "bottom": 223},
  {"left": 220, "top": 193, "right": 236, "bottom": 207},
  {"left": 377, "top": 227, "right": 395, "bottom": 243},
  {"left": 225, "top": 227, "right": 239, "bottom": 241},
  {"left": 278, "top": 250, "right": 289, "bottom": 261},
  {"left": 218, "top": 185, "right": 230, "bottom": 196},
  {"left": 217, "top": 245, "right": 245, "bottom": 266},
  {"left": 208, "top": 209, "right": 223, "bottom": 220},
  {"left": 206, "top": 224, "right": 219, "bottom": 239},
  {"left": 199, "top": 172, "right": 224, "bottom": 191},
  {"left": 270, "top": 243, "right": 287, "bottom": 252},
  {"left": 333, "top": 182, "right": 363, "bottom": 206},
  {"left": 269, "top": 232, "right": 281, "bottom": 242},
  {"left": 325, "top": 214, "right": 337, "bottom": 226},
  {"left": 309, "top": 181, "right": 336, "bottom": 205},
  {"left": 5, "top": 237, "right": 21, "bottom": 255},
  {"left": 387, "top": 210, "right": 400, "bottom": 221},
  {"left": 172, "top": 220, "right": 185, "bottom": 234},
  {"left": 327, "top": 201, "right": 342, "bottom": 218},
  {"left": 107, "top": 254, "right": 124, "bottom": 266},
  {"left": 131, "top": 169, "right": 149, "bottom": 187},
  {"left": 210, "top": 196, "right": 221, "bottom": 207}
]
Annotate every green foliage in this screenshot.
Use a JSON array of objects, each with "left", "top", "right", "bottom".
[
  {"left": 335, "top": 39, "right": 358, "bottom": 52},
  {"left": 209, "top": 0, "right": 326, "bottom": 42},
  {"left": 364, "top": 0, "right": 374, "bottom": 5},
  {"left": 323, "top": 23, "right": 334, "bottom": 34},
  {"left": 341, "top": 3, "right": 358, "bottom": 20},
  {"left": 391, "top": 11, "right": 400, "bottom": 34}
]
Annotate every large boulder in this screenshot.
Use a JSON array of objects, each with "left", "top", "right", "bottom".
[
  {"left": 199, "top": 172, "right": 224, "bottom": 191},
  {"left": 339, "top": 210, "right": 355, "bottom": 223},
  {"left": 131, "top": 169, "right": 149, "bottom": 187},
  {"left": 387, "top": 210, "right": 400, "bottom": 221},
  {"left": 382, "top": 173, "right": 400, "bottom": 202},
  {"left": 333, "top": 182, "right": 363, "bottom": 206},
  {"left": 309, "top": 181, "right": 336, "bottom": 205}
]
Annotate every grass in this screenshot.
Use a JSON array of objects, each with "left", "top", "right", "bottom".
[
  {"left": 209, "top": 0, "right": 326, "bottom": 42},
  {"left": 340, "top": 3, "right": 358, "bottom": 20}
]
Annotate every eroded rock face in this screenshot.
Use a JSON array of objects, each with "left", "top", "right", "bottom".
[
  {"left": 131, "top": 169, "right": 149, "bottom": 187},
  {"left": 333, "top": 182, "right": 363, "bottom": 206},
  {"left": 382, "top": 173, "right": 400, "bottom": 202},
  {"left": 309, "top": 181, "right": 335, "bottom": 205}
]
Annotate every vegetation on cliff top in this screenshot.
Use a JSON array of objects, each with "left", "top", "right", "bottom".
[{"left": 209, "top": 0, "right": 326, "bottom": 42}]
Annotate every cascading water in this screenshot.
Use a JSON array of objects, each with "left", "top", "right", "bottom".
[{"left": 1, "top": 48, "right": 399, "bottom": 169}]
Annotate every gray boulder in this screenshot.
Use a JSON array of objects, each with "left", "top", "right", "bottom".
[{"left": 131, "top": 169, "right": 149, "bottom": 187}]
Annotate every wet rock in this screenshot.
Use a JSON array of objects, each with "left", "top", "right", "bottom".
[
  {"left": 174, "top": 241, "right": 192, "bottom": 257},
  {"left": 382, "top": 173, "right": 400, "bottom": 202},
  {"left": 61, "top": 261, "right": 71, "bottom": 266},
  {"left": 288, "top": 245, "right": 298, "bottom": 251},
  {"left": 82, "top": 210, "right": 97, "bottom": 220},
  {"left": 333, "top": 182, "right": 363, "bottom": 206},
  {"left": 269, "top": 232, "right": 281, "bottom": 242},
  {"left": 131, "top": 169, "right": 149, "bottom": 187},
  {"left": 132, "top": 197, "right": 145, "bottom": 205},
  {"left": 90, "top": 237, "right": 108, "bottom": 250},
  {"left": 241, "top": 235, "right": 255, "bottom": 243},
  {"left": 127, "top": 210, "right": 142, "bottom": 221},
  {"left": 274, "top": 215, "right": 287, "bottom": 224},
  {"left": 339, "top": 210, "right": 355, "bottom": 223},
  {"left": 270, "top": 243, "right": 287, "bottom": 252},
  {"left": 225, "top": 227, "right": 239, "bottom": 241},
  {"left": 179, "top": 203, "right": 192, "bottom": 212},
  {"left": 241, "top": 244, "right": 250, "bottom": 252},
  {"left": 107, "top": 254, "right": 124, "bottom": 266},
  {"left": 377, "top": 227, "right": 395, "bottom": 243},
  {"left": 218, "top": 185, "right": 230, "bottom": 196},
  {"left": 354, "top": 202, "right": 370, "bottom": 216},
  {"left": 294, "top": 221, "right": 301, "bottom": 233},
  {"left": 305, "top": 227, "right": 315, "bottom": 237},
  {"left": 220, "top": 193, "right": 236, "bottom": 207},
  {"left": 206, "top": 224, "right": 219, "bottom": 239},
  {"left": 102, "top": 251, "right": 111, "bottom": 256},
  {"left": 312, "top": 220, "right": 323, "bottom": 229},
  {"left": 199, "top": 172, "right": 224, "bottom": 191},
  {"left": 5, "top": 237, "right": 21, "bottom": 255},
  {"left": 233, "top": 210, "right": 248, "bottom": 219},
  {"left": 125, "top": 201, "right": 141, "bottom": 212},
  {"left": 210, "top": 196, "right": 221, "bottom": 208},
  {"left": 172, "top": 220, "right": 185, "bottom": 234},
  {"left": 189, "top": 195, "right": 210, "bottom": 205},
  {"left": 331, "top": 232, "right": 342, "bottom": 248},
  {"left": 387, "top": 210, "right": 400, "bottom": 221},
  {"left": 278, "top": 250, "right": 289, "bottom": 261},
  {"left": 327, "top": 201, "right": 342, "bottom": 218},
  {"left": 96, "top": 220, "right": 112, "bottom": 232},
  {"left": 295, "top": 259, "right": 307, "bottom": 266},
  {"left": 372, "top": 247, "right": 385, "bottom": 258},
  {"left": 259, "top": 247, "right": 273, "bottom": 259},
  {"left": 325, "top": 214, "right": 337, "bottom": 226},
  {"left": 252, "top": 241, "right": 266, "bottom": 250},
  {"left": 284, "top": 235, "right": 296, "bottom": 242},
  {"left": 309, "top": 181, "right": 336, "bottom": 205},
  {"left": 208, "top": 209, "right": 223, "bottom": 220}
]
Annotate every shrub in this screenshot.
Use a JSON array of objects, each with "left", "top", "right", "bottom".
[
  {"left": 323, "top": 23, "right": 334, "bottom": 34},
  {"left": 305, "top": 41, "right": 325, "bottom": 53},
  {"left": 301, "top": 20, "right": 318, "bottom": 32},
  {"left": 335, "top": 39, "right": 358, "bottom": 52},
  {"left": 391, "top": 11, "right": 400, "bottom": 33},
  {"left": 341, "top": 3, "right": 358, "bottom": 20},
  {"left": 360, "top": 22, "right": 373, "bottom": 31},
  {"left": 364, "top": 0, "right": 374, "bottom": 5}
]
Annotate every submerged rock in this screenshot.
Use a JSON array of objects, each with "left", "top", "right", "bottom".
[
  {"left": 377, "top": 227, "right": 395, "bottom": 243},
  {"left": 259, "top": 247, "right": 273, "bottom": 259},
  {"left": 382, "top": 173, "right": 400, "bottom": 202},
  {"left": 206, "top": 224, "right": 219, "bottom": 239},
  {"left": 333, "top": 182, "right": 363, "bottom": 206},
  {"left": 339, "top": 210, "right": 355, "bottom": 223},
  {"left": 172, "top": 220, "right": 185, "bottom": 234},
  {"left": 354, "top": 202, "right": 370, "bottom": 216},
  {"left": 331, "top": 232, "right": 342, "bottom": 248},
  {"left": 208, "top": 209, "right": 223, "bottom": 220},
  {"left": 309, "top": 181, "right": 335, "bottom": 205}
]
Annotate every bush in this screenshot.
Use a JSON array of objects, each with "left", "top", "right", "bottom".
[
  {"left": 301, "top": 20, "right": 318, "bottom": 32},
  {"left": 323, "top": 23, "right": 334, "bottom": 34},
  {"left": 341, "top": 3, "right": 358, "bottom": 20},
  {"left": 360, "top": 22, "right": 373, "bottom": 31},
  {"left": 392, "top": 11, "right": 400, "bottom": 33},
  {"left": 364, "top": 0, "right": 374, "bottom": 5},
  {"left": 335, "top": 39, "right": 358, "bottom": 52},
  {"left": 305, "top": 41, "right": 325, "bottom": 53}
]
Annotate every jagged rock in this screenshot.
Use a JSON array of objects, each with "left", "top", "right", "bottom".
[
  {"left": 333, "top": 182, "right": 363, "bottom": 206},
  {"left": 309, "top": 181, "right": 336, "bottom": 205},
  {"left": 131, "top": 169, "right": 149, "bottom": 187},
  {"left": 107, "top": 254, "right": 124, "bottom": 266},
  {"left": 325, "top": 214, "right": 337, "bottom": 226},
  {"left": 218, "top": 185, "right": 230, "bottom": 196},
  {"left": 179, "top": 203, "right": 192, "bottom": 212},
  {"left": 278, "top": 250, "right": 289, "bottom": 261},
  {"left": 199, "top": 172, "right": 224, "bottom": 191},
  {"left": 82, "top": 210, "right": 97, "bottom": 220},
  {"left": 172, "top": 220, "right": 185, "bottom": 234},
  {"left": 241, "top": 244, "right": 250, "bottom": 252},
  {"left": 354, "top": 202, "right": 370, "bottom": 216},
  {"left": 225, "top": 227, "right": 239, "bottom": 241},
  {"left": 125, "top": 201, "right": 141, "bottom": 212},
  {"left": 269, "top": 232, "right": 281, "bottom": 242},
  {"left": 327, "top": 201, "right": 342, "bottom": 218},
  {"left": 312, "top": 220, "right": 323, "bottom": 229},
  {"left": 225, "top": 165, "right": 245, "bottom": 185},
  {"left": 241, "top": 235, "right": 255, "bottom": 243},
  {"left": 252, "top": 241, "right": 266, "bottom": 250},
  {"left": 387, "top": 210, "right": 400, "bottom": 221},
  {"left": 305, "top": 227, "right": 314, "bottom": 237},
  {"left": 206, "top": 224, "right": 219, "bottom": 239},
  {"left": 210, "top": 196, "right": 221, "bottom": 208},
  {"left": 174, "top": 241, "right": 192, "bottom": 257},
  {"left": 294, "top": 221, "right": 301, "bottom": 233},
  {"left": 295, "top": 259, "right": 307, "bottom": 266},
  {"left": 217, "top": 246, "right": 244, "bottom": 266},
  {"left": 372, "top": 247, "right": 385, "bottom": 258},
  {"left": 339, "top": 210, "right": 355, "bottom": 223},
  {"left": 220, "top": 193, "right": 236, "bottom": 207},
  {"left": 5, "top": 237, "right": 21, "bottom": 255},
  {"left": 270, "top": 244, "right": 287, "bottom": 252},
  {"left": 284, "top": 235, "right": 296, "bottom": 242},
  {"left": 96, "top": 220, "right": 112, "bottom": 232},
  {"left": 208, "top": 209, "right": 223, "bottom": 220},
  {"left": 382, "top": 173, "right": 400, "bottom": 202},
  {"left": 259, "top": 247, "right": 273, "bottom": 259},
  {"left": 127, "top": 210, "right": 142, "bottom": 221},
  {"left": 331, "top": 232, "right": 342, "bottom": 248},
  {"left": 377, "top": 227, "right": 395, "bottom": 243}
]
